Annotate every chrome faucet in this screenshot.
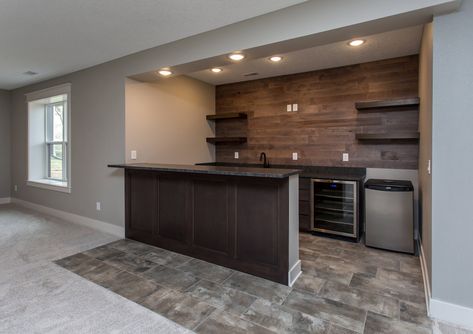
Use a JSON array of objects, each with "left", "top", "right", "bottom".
[{"left": 259, "top": 152, "right": 270, "bottom": 168}]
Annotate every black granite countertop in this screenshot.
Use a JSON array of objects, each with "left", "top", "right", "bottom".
[
  {"left": 108, "top": 163, "right": 301, "bottom": 179},
  {"left": 196, "top": 162, "right": 366, "bottom": 182}
]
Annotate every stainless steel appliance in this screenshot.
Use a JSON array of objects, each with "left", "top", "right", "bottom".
[
  {"left": 365, "top": 179, "right": 414, "bottom": 254},
  {"left": 311, "top": 179, "right": 358, "bottom": 238}
]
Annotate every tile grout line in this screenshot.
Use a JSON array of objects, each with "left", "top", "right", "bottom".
[{"left": 191, "top": 307, "right": 218, "bottom": 332}]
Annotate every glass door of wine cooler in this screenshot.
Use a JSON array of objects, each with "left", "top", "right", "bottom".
[{"left": 311, "top": 179, "right": 358, "bottom": 238}]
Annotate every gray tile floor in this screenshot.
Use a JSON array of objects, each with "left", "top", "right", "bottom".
[{"left": 55, "top": 233, "right": 436, "bottom": 333}]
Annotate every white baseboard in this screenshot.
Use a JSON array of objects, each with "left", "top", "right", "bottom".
[
  {"left": 0, "top": 197, "right": 11, "bottom": 204},
  {"left": 419, "top": 240, "right": 473, "bottom": 330},
  {"left": 419, "top": 240, "right": 432, "bottom": 315},
  {"left": 288, "top": 260, "right": 302, "bottom": 287},
  {"left": 11, "top": 198, "right": 124, "bottom": 238},
  {"left": 430, "top": 298, "right": 473, "bottom": 331}
]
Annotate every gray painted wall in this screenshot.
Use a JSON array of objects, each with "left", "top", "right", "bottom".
[
  {"left": 0, "top": 90, "right": 10, "bottom": 198},
  {"left": 9, "top": 0, "right": 458, "bottom": 228},
  {"left": 432, "top": 0, "right": 473, "bottom": 308},
  {"left": 418, "top": 23, "right": 433, "bottom": 288}
]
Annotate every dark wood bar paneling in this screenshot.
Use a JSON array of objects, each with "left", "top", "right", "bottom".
[
  {"left": 157, "top": 175, "right": 189, "bottom": 243},
  {"left": 126, "top": 170, "right": 156, "bottom": 244},
  {"left": 124, "top": 169, "right": 293, "bottom": 284},
  {"left": 235, "top": 181, "right": 279, "bottom": 266},
  {"left": 192, "top": 179, "right": 230, "bottom": 255},
  {"left": 215, "top": 55, "right": 419, "bottom": 169}
]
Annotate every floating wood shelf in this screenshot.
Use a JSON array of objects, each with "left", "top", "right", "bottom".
[
  {"left": 206, "top": 113, "right": 247, "bottom": 121},
  {"left": 206, "top": 137, "right": 247, "bottom": 144},
  {"left": 356, "top": 132, "right": 420, "bottom": 141},
  {"left": 355, "top": 97, "right": 420, "bottom": 111}
]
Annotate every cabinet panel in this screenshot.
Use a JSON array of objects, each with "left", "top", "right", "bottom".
[
  {"left": 299, "top": 188, "right": 310, "bottom": 201},
  {"left": 127, "top": 171, "right": 156, "bottom": 234},
  {"left": 193, "top": 179, "right": 230, "bottom": 255},
  {"left": 235, "top": 181, "right": 279, "bottom": 266},
  {"left": 299, "top": 177, "right": 310, "bottom": 190},
  {"left": 299, "top": 200, "right": 310, "bottom": 216},
  {"left": 299, "top": 214, "right": 311, "bottom": 232},
  {"left": 157, "top": 176, "right": 189, "bottom": 243}
]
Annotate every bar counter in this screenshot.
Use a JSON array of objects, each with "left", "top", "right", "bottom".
[{"left": 109, "top": 163, "right": 301, "bottom": 285}]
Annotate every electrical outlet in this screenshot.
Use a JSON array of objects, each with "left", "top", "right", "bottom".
[
  {"left": 234, "top": 152, "right": 239, "bottom": 159},
  {"left": 14, "top": 185, "right": 18, "bottom": 192},
  {"left": 96, "top": 202, "right": 101, "bottom": 211},
  {"left": 292, "top": 152, "right": 298, "bottom": 160},
  {"left": 286, "top": 104, "right": 292, "bottom": 112},
  {"left": 131, "top": 150, "right": 137, "bottom": 160},
  {"left": 342, "top": 153, "right": 349, "bottom": 162},
  {"left": 292, "top": 103, "right": 298, "bottom": 112}
]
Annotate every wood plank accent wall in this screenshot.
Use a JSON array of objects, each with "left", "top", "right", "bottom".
[{"left": 215, "top": 55, "right": 419, "bottom": 169}]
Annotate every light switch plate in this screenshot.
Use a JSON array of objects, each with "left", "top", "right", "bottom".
[
  {"left": 14, "top": 185, "right": 18, "bottom": 192},
  {"left": 286, "top": 104, "right": 292, "bottom": 112},
  {"left": 234, "top": 152, "right": 239, "bottom": 159},
  {"left": 427, "top": 159, "right": 431, "bottom": 175},
  {"left": 96, "top": 202, "right": 101, "bottom": 211},
  {"left": 342, "top": 153, "right": 349, "bottom": 162},
  {"left": 131, "top": 150, "right": 137, "bottom": 160},
  {"left": 292, "top": 103, "right": 298, "bottom": 112},
  {"left": 292, "top": 152, "right": 298, "bottom": 160}
]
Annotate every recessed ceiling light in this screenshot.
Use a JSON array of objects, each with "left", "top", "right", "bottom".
[
  {"left": 211, "top": 68, "right": 222, "bottom": 73},
  {"left": 228, "top": 53, "right": 245, "bottom": 61},
  {"left": 158, "top": 69, "right": 172, "bottom": 76},
  {"left": 348, "top": 39, "right": 365, "bottom": 47},
  {"left": 269, "top": 56, "right": 283, "bottom": 62}
]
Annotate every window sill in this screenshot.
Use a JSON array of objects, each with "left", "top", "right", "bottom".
[{"left": 27, "top": 179, "right": 71, "bottom": 193}]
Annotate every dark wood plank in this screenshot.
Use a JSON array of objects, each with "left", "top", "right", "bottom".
[
  {"left": 355, "top": 97, "right": 420, "bottom": 110},
  {"left": 206, "top": 137, "right": 247, "bottom": 144},
  {"left": 206, "top": 112, "right": 247, "bottom": 120},
  {"left": 356, "top": 132, "right": 420, "bottom": 140}
]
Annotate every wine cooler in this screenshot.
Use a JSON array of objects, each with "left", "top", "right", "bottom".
[{"left": 311, "top": 179, "right": 358, "bottom": 238}]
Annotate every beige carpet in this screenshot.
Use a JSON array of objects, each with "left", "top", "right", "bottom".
[{"left": 0, "top": 204, "right": 192, "bottom": 334}]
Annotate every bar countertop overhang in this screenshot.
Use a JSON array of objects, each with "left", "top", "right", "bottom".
[{"left": 108, "top": 163, "right": 301, "bottom": 178}]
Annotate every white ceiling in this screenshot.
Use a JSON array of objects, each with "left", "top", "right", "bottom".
[
  {"left": 187, "top": 25, "right": 424, "bottom": 85},
  {"left": 0, "top": 0, "right": 305, "bottom": 90}
]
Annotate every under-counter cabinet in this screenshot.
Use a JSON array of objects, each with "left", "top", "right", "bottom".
[{"left": 299, "top": 178, "right": 312, "bottom": 232}]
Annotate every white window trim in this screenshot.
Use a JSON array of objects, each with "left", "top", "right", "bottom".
[
  {"left": 26, "top": 83, "right": 72, "bottom": 193},
  {"left": 26, "top": 180, "right": 71, "bottom": 193}
]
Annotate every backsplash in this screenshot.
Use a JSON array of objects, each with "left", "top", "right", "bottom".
[{"left": 214, "top": 55, "right": 419, "bottom": 169}]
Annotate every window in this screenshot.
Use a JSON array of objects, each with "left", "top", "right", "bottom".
[
  {"left": 46, "top": 101, "right": 67, "bottom": 181},
  {"left": 26, "top": 84, "right": 71, "bottom": 193}
]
